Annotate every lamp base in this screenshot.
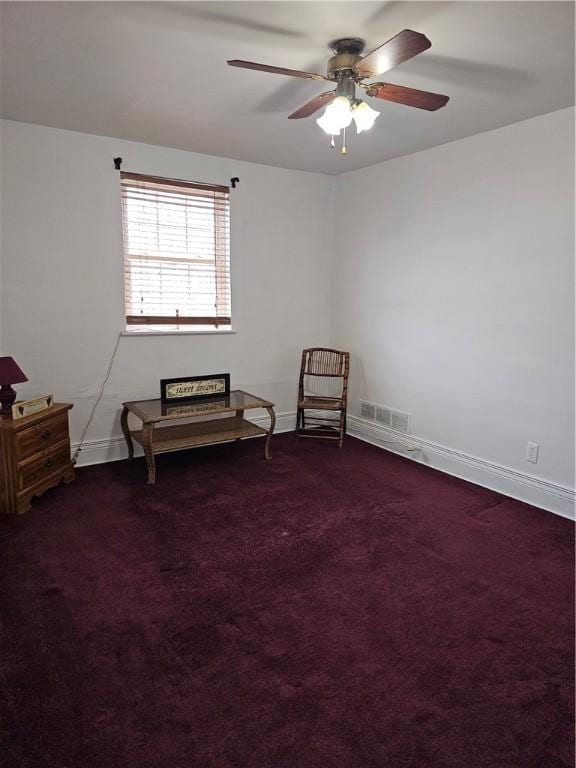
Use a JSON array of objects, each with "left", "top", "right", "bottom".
[{"left": 0, "top": 384, "right": 17, "bottom": 415}]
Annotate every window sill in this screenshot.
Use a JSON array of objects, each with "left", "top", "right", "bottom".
[{"left": 121, "top": 329, "right": 237, "bottom": 337}]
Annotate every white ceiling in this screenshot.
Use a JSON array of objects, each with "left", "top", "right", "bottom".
[{"left": 1, "top": 2, "right": 574, "bottom": 174}]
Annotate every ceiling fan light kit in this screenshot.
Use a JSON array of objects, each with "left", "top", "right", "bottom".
[
  {"left": 316, "top": 97, "right": 380, "bottom": 155},
  {"left": 227, "top": 29, "right": 449, "bottom": 157}
]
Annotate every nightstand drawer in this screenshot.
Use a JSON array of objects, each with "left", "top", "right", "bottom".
[
  {"left": 17, "top": 439, "right": 71, "bottom": 491},
  {"left": 15, "top": 413, "right": 69, "bottom": 460}
]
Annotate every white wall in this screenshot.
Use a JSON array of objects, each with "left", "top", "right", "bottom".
[
  {"left": 1, "top": 111, "right": 574, "bottom": 515},
  {"left": 0, "top": 120, "right": 334, "bottom": 450},
  {"left": 332, "top": 108, "right": 575, "bottom": 512}
]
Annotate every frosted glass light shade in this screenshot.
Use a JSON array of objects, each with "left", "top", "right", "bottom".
[
  {"left": 316, "top": 96, "right": 353, "bottom": 135},
  {"left": 316, "top": 112, "right": 340, "bottom": 136},
  {"left": 352, "top": 101, "right": 380, "bottom": 133}
]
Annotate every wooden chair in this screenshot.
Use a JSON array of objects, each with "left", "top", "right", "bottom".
[{"left": 296, "top": 348, "right": 350, "bottom": 447}]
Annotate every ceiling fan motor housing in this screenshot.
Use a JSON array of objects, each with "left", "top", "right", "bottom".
[{"left": 327, "top": 37, "right": 365, "bottom": 80}]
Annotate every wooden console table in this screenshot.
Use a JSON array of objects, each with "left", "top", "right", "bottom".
[{"left": 121, "top": 390, "right": 276, "bottom": 484}]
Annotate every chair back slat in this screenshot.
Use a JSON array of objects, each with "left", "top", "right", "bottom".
[{"left": 303, "top": 348, "right": 347, "bottom": 376}]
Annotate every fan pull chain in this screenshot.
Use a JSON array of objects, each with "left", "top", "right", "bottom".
[
  {"left": 341, "top": 127, "right": 347, "bottom": 156},
  {"left": 330, "top": 134, "right": 335, "bottom": 149}
]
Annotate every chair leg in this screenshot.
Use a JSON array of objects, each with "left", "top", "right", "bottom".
[{"left": 338, "top": 408, "right": 346, "bottom": 447}]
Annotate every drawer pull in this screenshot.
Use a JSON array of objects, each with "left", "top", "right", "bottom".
[
  {"left": 44, "top": 458, "right": 53, "bottom": 468},
  {"left": 41, "top": 430, "right": 51, "bottom": 440}
]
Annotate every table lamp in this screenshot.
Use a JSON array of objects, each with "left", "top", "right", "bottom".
[{"left": 0, "top": 356, "right": 28, "bottom": 414}]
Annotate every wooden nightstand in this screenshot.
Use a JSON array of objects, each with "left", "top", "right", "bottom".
[{"left": 0, "top": 403, "right": 75, "bottom": 515}]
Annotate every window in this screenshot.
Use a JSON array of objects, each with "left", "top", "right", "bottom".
[{"left": 120, "top": 172, "right": 231, "bottom": 332}]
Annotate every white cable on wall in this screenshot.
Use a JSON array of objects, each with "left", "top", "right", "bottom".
[{"left": 72, "top": 332, "right": 122, "bottom": 464}]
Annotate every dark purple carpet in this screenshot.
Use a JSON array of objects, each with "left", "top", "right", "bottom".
[{"left": 0, "top": 434, "right": 573, "bottom": 768}]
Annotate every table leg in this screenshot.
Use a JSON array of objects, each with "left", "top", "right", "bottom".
[
  {"left": 120, "top": 406, "right": 134, "bottom": 460},
  {"left": 141, "top": 423, "right": 156, "bottom": 484},
  {"left": 264, "top": 406, "right": 276, "bottom": 461},
  {"left": 235, "top": 409, "right": 244, "bottom": 442}
]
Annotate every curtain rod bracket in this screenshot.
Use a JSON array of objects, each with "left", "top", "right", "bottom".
[{"left": 230, "top": 177, "right": 239, "bottom": 189}]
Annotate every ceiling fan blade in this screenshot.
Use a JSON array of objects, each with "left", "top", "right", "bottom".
[
  {"left": 365, "top": 82, "right": 449, "bottom": 111},
  {"left": 353, "top": 29, "right": 431, "bottom": 78},
  {"left": 227, "top": 60, "right": 326, "bottom": 80},
  {"left": 288, "top": 91, "right": 337, "bottom": 119}
]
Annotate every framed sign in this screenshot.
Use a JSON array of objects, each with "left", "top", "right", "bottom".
[
  {"left": 12, "top": 394, "right": 54, "bottom": 420},
  {"left": 160, "top": 373, "right": 230, "bottom": 404}
]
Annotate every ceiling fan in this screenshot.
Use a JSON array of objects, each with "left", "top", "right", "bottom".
[{"left": 228, "top": 30, "right": 449, "bottom": 155}]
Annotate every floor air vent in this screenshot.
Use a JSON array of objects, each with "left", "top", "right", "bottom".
[
  {"left": 391, "top": 410, "right": 411, "bottom": 434},
  {"left": 375, "top": 407, "right": 391, "bottom": 427},
  {"left": 360, "top": 401, "right": 376, "bottom": 420},
  {"left": 360, "top": 400, "right": 412, "bottom": 435}
]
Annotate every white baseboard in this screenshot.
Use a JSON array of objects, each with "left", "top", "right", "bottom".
[
  {"left": 73, "top": 411, "right": 297, "bottom": 468},
  {"left": 347, "top": 415, "right": 575, "bottom": 520},
  {"left": 73, "top": 409, "right": 574, "bottom": 520}
]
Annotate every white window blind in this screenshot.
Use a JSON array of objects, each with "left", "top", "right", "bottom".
[{"left": 121, "top": 172, "right": 231, "bottom": 330}]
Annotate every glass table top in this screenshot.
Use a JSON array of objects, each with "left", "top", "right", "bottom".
[{"left": 123, "top": 390, "right": 274, "bottom": 422}]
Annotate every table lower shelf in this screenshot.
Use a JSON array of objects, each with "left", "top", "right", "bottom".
[{"left": 131, "top": 416, "right": 267, "bottom": 455}]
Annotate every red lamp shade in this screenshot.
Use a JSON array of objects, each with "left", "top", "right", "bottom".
[{"left": 0, "top": 356, "right": 28, "bottom": 385}]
